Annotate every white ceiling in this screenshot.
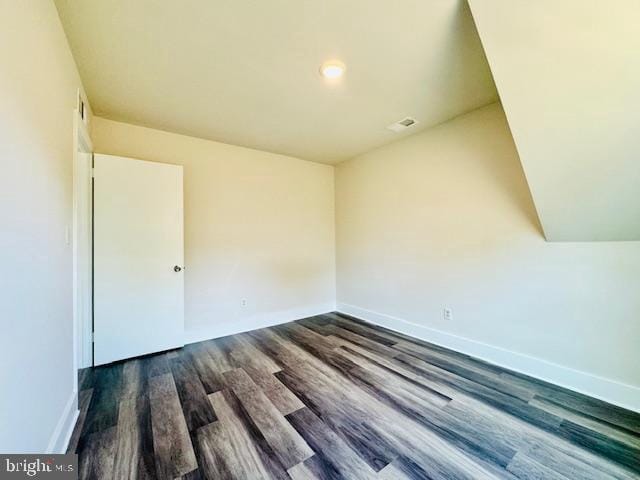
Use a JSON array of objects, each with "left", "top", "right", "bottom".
[
  {"left": 55, "top": 0, "right": 497, "bottom": 164},
  {"left": 469, "top": 0, "right": 640, "bottom": 241}
]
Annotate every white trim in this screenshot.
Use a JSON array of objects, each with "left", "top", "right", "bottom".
[
  {"left": 46, "top": 390, "right": 79, "bottom": 454},
  {"left": 184, "top": 303, "right": 335, "bottom": 344},
  {"left": 337, "top": 302, "right": 640, "bottom": 413},
  {"left": 73, "top": 109, "right": 94, "bottom": 378}
]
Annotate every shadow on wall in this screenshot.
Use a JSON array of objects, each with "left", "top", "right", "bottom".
[
  {"left": 425, "top": 0, "right": 499, "bottom": 131},
  {"left": 484, "top": 111, "right": 546, "bottom": 239},
  {"left": 417, "top": 2, "right": 544, "bottom": 238},
  {"left": 386, "top": 104, "right": 546, "bottom": 241}
]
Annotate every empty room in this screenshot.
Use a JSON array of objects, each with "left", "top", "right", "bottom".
[{"left": 2, "top": 0, "right": 639, "bottom": 479}]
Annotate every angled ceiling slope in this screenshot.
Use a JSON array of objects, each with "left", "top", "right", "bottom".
[
  {"left": 54, "top": 0, "right": 497, "bottom": 164},
  {"left": 468, "top": 0, "right": 640, "bottom": 241}
]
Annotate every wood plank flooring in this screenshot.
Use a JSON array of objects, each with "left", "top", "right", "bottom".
[{"left": 70, "top": 313, "right": 640, "bottom": 479}]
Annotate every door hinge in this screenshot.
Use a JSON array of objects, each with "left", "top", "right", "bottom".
[
  {"left": 91, "top": 331, "right": 95, "bottom": 343},
  {"left": 91, "top": 167, "right": 95, "bottom": 178}
]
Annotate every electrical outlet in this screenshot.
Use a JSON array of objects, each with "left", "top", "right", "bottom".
[
  {"left": 240, "top": 299, "right": 247, "bottom": 307},
  {"left": 443, "top": 308, "right": 453, "bottom": 321}
]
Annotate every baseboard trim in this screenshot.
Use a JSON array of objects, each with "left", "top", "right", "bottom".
[
  {"left": 184, "top": 303, "right": 336, "bottom": 345},
  {"left": 46, "top": 390, "right": 79, "bottom": 454},
  {"left": 337, "top": 302, "right": 640, "bottom": 413}
]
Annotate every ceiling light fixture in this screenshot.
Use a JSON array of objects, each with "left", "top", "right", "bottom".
[{"left": 320, "top": 60, "right": 346, "bottom": 80}]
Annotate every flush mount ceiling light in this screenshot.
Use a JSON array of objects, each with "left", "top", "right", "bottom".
[{"left": 320, "top": 60, "right": 346, "bottom": 79}]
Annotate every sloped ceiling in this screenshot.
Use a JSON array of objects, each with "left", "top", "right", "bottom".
[
  {"left": 468, "top": 0, "right": 640, "bottom": 241},
  {"left": 54, "top": 0, "right": 497, "bottom": 164}
]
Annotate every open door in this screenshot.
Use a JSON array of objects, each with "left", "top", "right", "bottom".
[{"left": 93, "top": 154, "right": 184, "bottom": 365}]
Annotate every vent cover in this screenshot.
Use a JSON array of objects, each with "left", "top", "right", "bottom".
[{"left": 387, "top": 117, "right": 418, "bottom": 133}]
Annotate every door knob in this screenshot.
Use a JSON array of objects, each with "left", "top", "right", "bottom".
[{"left": 174, "top": 265, "right": 183, "bottom": 272}]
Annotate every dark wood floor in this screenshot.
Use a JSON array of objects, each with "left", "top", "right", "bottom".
[{"left": 68, "top": 312, "right": 640, "bottom": 479}]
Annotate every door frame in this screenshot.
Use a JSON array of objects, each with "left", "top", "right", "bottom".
[{"left": 72, "top": 107, "right": 94, "bottom": 385}]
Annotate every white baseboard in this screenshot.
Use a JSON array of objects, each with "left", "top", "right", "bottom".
[
  {"left": 184, "top": 303, "right": 336, "bottom": 345},
  {"left": 337, "top": 302, "right": 640, "bottom": 413},
  {"left": 46, "top": 390, "right": 79, "bottom": 454}
]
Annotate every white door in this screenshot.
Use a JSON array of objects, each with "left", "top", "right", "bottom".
[{"left": 94, "top": 154, "right": 184, "bottom": 365}]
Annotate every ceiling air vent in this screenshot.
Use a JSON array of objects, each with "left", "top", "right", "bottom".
[{"left": 387, "top": 117, "right": 418, "bottom": 133}]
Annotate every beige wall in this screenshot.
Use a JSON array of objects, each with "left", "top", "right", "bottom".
[
  {"left": 336, "top": 103, "right": 640, "bottom": 409},
  {"left": 469, "top": 0, "right": 640, "bottom": 241},
  {"left": 91, "top": 118, "right": 336, "bottom": 341},
  {"left": 0, "top": 1, "right": 89, "bottom": 452}
]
